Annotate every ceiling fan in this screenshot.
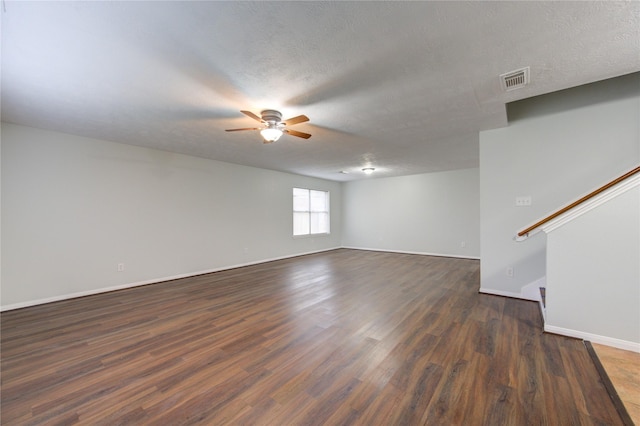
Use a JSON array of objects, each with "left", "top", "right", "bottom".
[{"left": 226, "top": 110, "right": 311, "bottom": 143}]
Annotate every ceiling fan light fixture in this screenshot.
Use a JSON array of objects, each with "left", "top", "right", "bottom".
[
  {"left": 362, "top": 167, "right": 375, "bottom": 174},
  {"left": 227, "top": 110, "right": 310, "bottom": 142},
  {"left": 260, "top": 127, "right": 283, "bottom": 143}
]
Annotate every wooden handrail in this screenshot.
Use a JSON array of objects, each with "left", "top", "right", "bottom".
[{"left": 517, "top": 165, "right": 640, "bottom": 237}]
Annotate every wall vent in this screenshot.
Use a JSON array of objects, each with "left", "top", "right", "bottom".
[{"left": 500, "top": 67, "right": 530, "bottom": 91}]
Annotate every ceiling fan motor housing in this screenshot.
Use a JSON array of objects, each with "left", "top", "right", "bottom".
[{"left": 260, "top": 110, "right": 282, "bottom": 123}]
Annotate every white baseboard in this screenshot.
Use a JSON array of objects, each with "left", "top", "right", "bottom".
[
  {"left": 0, "top": 247, "right": 341, "bottom": 312},
  {"left": 479, "top": 276, "right": 546, "bottom": 303},
  {"left": 341, "top": 246, "right": 480, "bottom": 260},
  {"left": 478, "top": 287, "right": 539, "bottom": 302},
  {"left": 544, "top": 324, "right": 640, "bottom": 353},
  {"left": 2, "top": 246, "right": 475, "bottom": 311}
]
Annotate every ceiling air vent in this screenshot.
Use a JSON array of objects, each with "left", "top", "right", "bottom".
[{"left": 500, "top": 67, "right": 530, "bottom": 91}]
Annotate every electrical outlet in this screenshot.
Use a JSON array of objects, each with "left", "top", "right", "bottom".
[
  {"left": 515, "top": 196, "right": 532, "bottom": 206},
  {"left": 506, "top": 267, "right": 514, "bottom": 277},
  {"left": 460, "top": 241, "right": 466, "bottom": 248},
  {"left": 117, "top": 263, "right": 125, "bottom": 272}
]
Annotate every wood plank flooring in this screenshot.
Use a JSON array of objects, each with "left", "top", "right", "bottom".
[
  {"left": 1, "top": 249, "right": 625, "bottom": 425},
  {"left": 592, "top": 343, "right": 640, "bottom": 424}
]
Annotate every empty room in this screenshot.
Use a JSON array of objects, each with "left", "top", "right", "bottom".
[{"left": 2, "top": 2, "right": 639, "bottom": 425}]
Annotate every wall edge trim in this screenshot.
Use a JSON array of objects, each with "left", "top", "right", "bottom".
[
  {"left": 478, "top": 287, "right": 539, "bottom": 302},
  {"left": 0, "top": 247, "right": 341, "bottom": 312},
  {"left": 544, "top": 324, "right": 640, "bottom": 353},
  {"left": 340, "top": 246, "right": 480, "bottom": 260}
]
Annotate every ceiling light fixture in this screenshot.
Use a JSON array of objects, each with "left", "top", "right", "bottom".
[
  {"left": 260, "top": 124, "right": 283, "bottom": 143},
  {"left": 227, "top": 110, "right": 311, "bottom": 143},
  {"left": 362, "top": 167, "right": 375, "bottom": 174}
]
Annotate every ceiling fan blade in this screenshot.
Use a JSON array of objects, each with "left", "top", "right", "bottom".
[
  {"left": 241, "top": 110, "right": 263, "bottom": 122},
  {"left": 283, "top": 115, "right": 309, "bottom": 126},
  {"left": 284, "top": 129, "right": 312, "bottom": 139},
  {"left": 225, "top": 127, "right": 260, "bottom": 132}
]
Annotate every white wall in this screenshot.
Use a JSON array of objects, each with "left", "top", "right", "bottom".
[
  {"left": 1, "top": 123, "right": 342, "bottom": 309},
  {"left": 479, "top": 72, "right": 640, "bottom": 298},
  {"left": 546, "top": 186, "right": 639, "bottom": 348},
  {"left": 342, "top": 168, "right": 480, "bottom": 258}
]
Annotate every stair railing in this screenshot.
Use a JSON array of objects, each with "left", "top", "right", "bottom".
[{"left": 516, "top": 166, "right": 640, "bottom": 241}]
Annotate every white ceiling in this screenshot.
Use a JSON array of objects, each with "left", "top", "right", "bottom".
[{"left": 2, "top": 1, "right": 639, "bottom": 181}]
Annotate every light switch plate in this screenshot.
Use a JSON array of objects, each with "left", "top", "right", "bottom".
[{"left": 515, "top": 196, "right": 532, "bottom": 206}]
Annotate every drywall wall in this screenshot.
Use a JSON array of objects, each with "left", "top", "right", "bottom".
[
  {"left": 479, "top": 72, "right": 640, "bottom": 298},
  {"left": 546, "top": 186, "right": 639, "bottom": 348},
  {"left": 1, "top": 123, "right": 342, "bottom": 309},
  {"left": 342, "top": 168, "right": 480, "bottom": 258}
]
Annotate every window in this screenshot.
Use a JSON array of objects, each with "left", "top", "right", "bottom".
[{"left": 293, "top": 188, "right": 330, "bottom": 236}]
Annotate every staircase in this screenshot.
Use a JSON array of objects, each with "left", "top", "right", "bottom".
[{"left": 516, "top": 166, "right": 640, "bottom": 352}]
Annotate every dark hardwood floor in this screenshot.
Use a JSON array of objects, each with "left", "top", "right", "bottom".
[{"left": 1, "top": 249, "right": 624, "bottom": 425}]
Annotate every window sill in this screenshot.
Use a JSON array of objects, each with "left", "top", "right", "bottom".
[{"left": 293, "top": 233, "right": 331, "bottom": 239}]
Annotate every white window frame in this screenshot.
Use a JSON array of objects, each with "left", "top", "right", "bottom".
[{"left": 293, "top": 188, "right": 330, "bottom": 237}]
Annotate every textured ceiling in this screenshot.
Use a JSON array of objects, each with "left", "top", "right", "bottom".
[{"left": 2, "top": 1, "right": 639, "bottom": 181}]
